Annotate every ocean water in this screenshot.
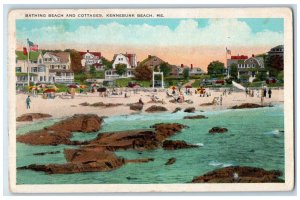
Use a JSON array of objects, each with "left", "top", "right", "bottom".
[{"left": 16, "top": 105, "right": 284, "bottom": 184}]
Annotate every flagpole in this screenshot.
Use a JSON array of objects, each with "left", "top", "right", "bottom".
[
  {"left": 27, "top": 39, "right": 30, "bottom": 89},
  {"left": 226, "top": 47, "right": 228, "bottom": 78}
]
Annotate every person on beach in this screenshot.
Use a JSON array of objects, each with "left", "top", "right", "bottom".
[
  {"left": 220, "top": 95, "right": 223, "bottom": 105},
  {"left": 261, "top": 88, "right": 264, "bottom": 105},
  {"left": 245, "top": 88, "right": 248, "bottom": 97},
  {"left": 26, "top": 95, "right": 31, "bottom": 109},
  {"left": 264, "top": 88, "right": 267, "bottom": 97},
  {"left": 268, "top": 88, "right": 272, "bottom": 98},
  {"left": 139, "top": 98, "right": 144, "bottom": 105}
]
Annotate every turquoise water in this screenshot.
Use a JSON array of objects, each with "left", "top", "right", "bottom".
[{"left": 16, "top": 105, "right": 284, "bottom": 184}]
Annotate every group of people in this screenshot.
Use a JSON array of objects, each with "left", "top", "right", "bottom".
[{"left": 245, "top": 87, "right": 272, "bottom": 98}]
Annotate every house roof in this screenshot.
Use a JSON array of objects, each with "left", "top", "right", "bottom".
[
  {"left": 16, "top": 51, "right": 40, "bottom": 61},
  {"left": 230, "top": 55, "right": 248, "bottom": 60},
  {"left": 46, "top": 52, "right": 70, "bottom": 63},
  {"left": 79, "top": 51, "right": 101, "bottom": 57}
]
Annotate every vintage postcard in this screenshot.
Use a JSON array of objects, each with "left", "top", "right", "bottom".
[{"left": 8, "top": 8, "right": 294, "bottom": 193}]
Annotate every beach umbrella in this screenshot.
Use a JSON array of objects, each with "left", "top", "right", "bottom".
[
  {"left": 68, "top": 84, "right": 78, "bottom": 88},
  {"left": 80, "top": 85, "right": 87, "bottom": 89},
  {"left": 37, "top": 84, "right": 47, "bottom": 88},
  {"left": 170, "top": 86, "right": 176, "bottom": 90},
  {"left": 185, "top": 85, "right": 192, "bottom": 88},
  {"left": 133, "top": 85, "right": 141, "bottom": 89},
  {"left": 43, "top": 89, "right": 56, "bottom": 93},
  {"left": 97, "top": 87, "right": 107, "bottom": 92}
]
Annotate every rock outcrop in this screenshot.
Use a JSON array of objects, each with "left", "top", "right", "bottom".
[
  {"left": 184, "top": 107, "right": 195, "bottom": 113},
  {"left": 17, "top": 114, "right": 103, "bottom": 145},
  {"left": 209, "top": 127, "right": 228, "bottom": 134},
  {"left": 162, "top": 140, "right": 198, "bottom": 150},
  {"left": 172, "top": 107, "right": 182, "bottom": 113},
  {"left": 165, "top": 157, "right": 176, "bottom": 165},
  {"left": 150, "top": 123, "right": 187, "bottom": 142},
  {"left": 33, "top": 151, "right": 60, "bottom": 156},
  {"left": 145, "top": 105, "right": 168, "bottom": 112},
  {"left": 183, "top": 115, "right": 207, "bottom": 119},
  {"left": 231, "top": 103, "right": 265, "bottom": 109},
  {"left": 16, "top": 113, "right": 52, "bottom": 122},
  {"left": 129, "top": 103, "right": 143, "bottom": 111},
  {"left": 191, "top": 166, "right": 284, "bottom": 183},
  {"left": 18, "top": 122, "right": 193, "bottom": 174}
]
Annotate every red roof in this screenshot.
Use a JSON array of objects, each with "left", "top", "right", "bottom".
[
  {"left": 79, "top": 51, "right": 101, "bottom": 58},
  {"left": 230, "top": 55, "right": 248, "bottom": 59}
]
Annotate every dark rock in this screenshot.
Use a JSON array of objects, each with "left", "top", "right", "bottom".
[
  {"left": 150, "top": 123, "right": 187, "bottom": 142},
  {"left": 145, "top": 105, "right": 168, "bottom": 112},
  {"left": 209, "top": 127, "right": 228, "bottom": 134},
  {"left": 183, "top": 115, "right": 207, "bottom": 119},
  {"left": 33, "top": 151, "right": 60, "bottom": 156},
  {"left": 17, "top": 114, "right": 103, "bottom": 145},
  {"left": 79, "top": 102, "right": 90, "bottom": 106},
  {"left": 172, "top": 107, "right": 182, "bottom": 113},
  {"left": 162, "top": 140, "right": 198, "bottom": 150},
  {"left": 17, "top": 113, "right": 52, "bottom": 122},
  {"left": 231, "top": 103, "right": 264, "bottom": 109},
  {"left": 191, "top": 166, "right": 284, "bottom": 183},
  {"left": 129, "top": 103, "right": 143, "bottom": 111},
  {"left": 184, "top": 107, "right": 195, "bottom": 113},
  {"left": 165, "top": 157, "right": 176, "bottom": 165},
  {"left": 17, "top": 130, "right": 73, "bottom": 145}
]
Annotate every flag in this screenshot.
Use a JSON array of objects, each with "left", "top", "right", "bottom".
[
  {"left": 30, "top": 44, "right": 39, "bottom": 51},
  {"left": 226, "top": 47, "right": 231, "bottom": 55},
  {"left": 27, "top": 38, "right": 38, "bottom": 51},
  {"left": 23, "top": 47, "right": 28, "bottom": 55}
]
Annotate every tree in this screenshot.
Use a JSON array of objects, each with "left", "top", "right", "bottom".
[
  {"left": 159, "top": 62, "right": 171, "bottom": 76},
  {"left": 115, "top": 64, "right": 127, "bottom": 76},
  {"left": 183, "top": 68, "right": 190, "bottom": 80},
  {"left": 277, "top": 71, "right": 284, "bottom": 81},
  {"left": 133, "top": 65, "right": 153, "bottom": 80},
  {"left": 64, "top": 49, "right": 83, "bottom": 73},
  {"left": 102, "top": 57, "right": 113, "bottom": 70},
  {"left": 256, "top": 69, "right": 268, "bottom": 81},
  {"left": 207, "top": 61, "right": 225, "bottom": 77},
  {"left": 89, "top": 66, "right": 96, "bottom": 75},
  {"left": 229, "top": 63, "right": 238, "bottom": 80}
]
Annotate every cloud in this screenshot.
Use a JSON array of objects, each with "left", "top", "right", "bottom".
[{"left": 16, "top": 18, "right": 283, "bottom": 49}]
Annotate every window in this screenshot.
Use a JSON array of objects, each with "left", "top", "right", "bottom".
[
  {"left": 39, "top": 59, "right": 42, "bottom": 64},
  {"left": 40, "top": 76, "right": 43, "bottom": 82},
  {"left": 16, "top": 67, "right": 22, "bottom": 72},
  {"left": 32, "top": 67, "right": 38, "bottom": 72},
  {"left": 38, "top": 66, "right": 45, "bottom": 72},
  {"left": 63, "top": 65, "right": 66, "bottom": 69}
]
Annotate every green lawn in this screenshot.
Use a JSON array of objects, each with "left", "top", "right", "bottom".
[
  {"left": 74, "top": 71, "right": 105, "bottom": 84},
  {"left": 115, "top": 78, "right": 151, "bottom": 87}
]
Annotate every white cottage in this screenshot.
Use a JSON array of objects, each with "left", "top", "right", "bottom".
[{"left": 105, "top": 53, "right": 137, "bottom": 80}]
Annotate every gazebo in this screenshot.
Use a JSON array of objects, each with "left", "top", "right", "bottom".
[{"left": 152, "top": 71, "right": 164, "bottom": 89}]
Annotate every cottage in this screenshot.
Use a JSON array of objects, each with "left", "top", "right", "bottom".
[
  {"left": 80, "top": 50, "right": 103, "bottom": 71},
  {"left": 105, "top": 53, "right": 137, "bottom": 80}
]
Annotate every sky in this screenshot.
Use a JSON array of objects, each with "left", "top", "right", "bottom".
[{"left": 16, "top": 18, "right": 284, "bottom": 70}]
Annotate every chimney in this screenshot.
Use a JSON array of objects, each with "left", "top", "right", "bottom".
[
  {"left": 191, "top": 64, "right": 193, "bottom": 70},
  {"left": 87, "top": 50, "right": 89, "bottom": 52},
  {"left": 252, "top": 54, "right": 255, "bottom": 57},
  {"left": 181, "top": 64, "right": 184, "bottom": 68},
  {"left": 148, "top": 55, "right": 151, "bottom": 58}
]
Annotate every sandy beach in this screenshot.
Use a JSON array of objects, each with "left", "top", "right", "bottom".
[{"left": 16, "top": 88, "right": 284, "bottom": 123}]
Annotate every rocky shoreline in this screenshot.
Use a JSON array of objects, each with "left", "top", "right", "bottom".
[{"left": 17, "top": 114, "right": 197, "bottom": 174}]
